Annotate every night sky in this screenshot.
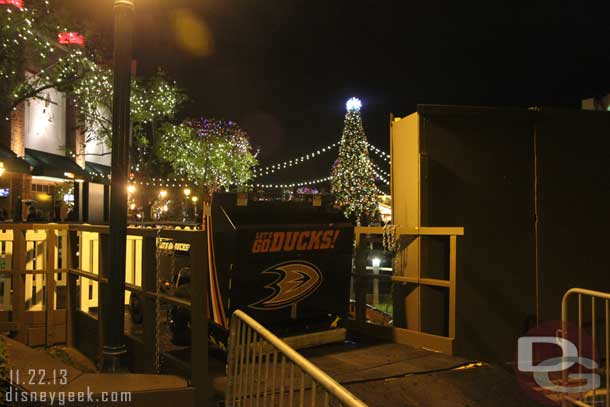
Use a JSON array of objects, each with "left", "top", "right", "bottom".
[{"left": 62, "top": 0, "right": 610, "bottom": 184}]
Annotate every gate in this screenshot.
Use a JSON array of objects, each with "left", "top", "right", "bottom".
[{"left": 0, "top": 224, "right": 69, "bottom": 346}]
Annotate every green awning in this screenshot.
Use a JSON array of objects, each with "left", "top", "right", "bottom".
[
  {"left": 85, "top": 162, "right": 111, "bottom": 184},
  {"left": 25, "top": 148, "right": 89, "bottom": 180},
  {"left": 0, "top": 147, "right": 32, "bottom": 174}
]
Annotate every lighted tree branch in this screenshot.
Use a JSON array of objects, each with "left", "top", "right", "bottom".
[{"left": 157, "top": 119, "right": 258, "bottom": 193}]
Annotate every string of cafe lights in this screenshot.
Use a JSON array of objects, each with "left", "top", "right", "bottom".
[
  {"left": 254, "top": 176, "right": 333, "bottom": 189},
  {"left": 251, "top": 141, "right": 391, "bottom": 189},
  {"left": 128, "top": 177, "right": 200, "bottom": 189},
  {"left": 253, "top": 166, "right": 390, "bottom": 189},
  {"left": 253, "top": 142, "right": 339, "bottom": 178},
  {"left": 108, "top": 142, "right": 390, "bottom": 188},
  {"left": 371, "top": 167, "right": 390, "bottom": 186},
  {"left": 367, "top": 143, "right": 391, "bottom": 163},
  {"left": 253, "top": 141, "right": 389, "bottom": 178},
  {"left": 371, "top": 161, "right": 390, "bottom": 178}
]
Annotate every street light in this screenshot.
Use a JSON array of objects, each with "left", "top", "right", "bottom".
[
  {"left": 159, "top": 190, "right": 167, "bottom": 199},
  {"left": 371, "top": 257, "right": 381, "bottom": 304},
  {"left": 105, "top": 0, "right": 135, "bottom": 373},
  {"left": 192, "top": 196, "right": 199, "bottom": 216},
  {"left": 182, "top": 188, "right": 191, "bottom": 220}
]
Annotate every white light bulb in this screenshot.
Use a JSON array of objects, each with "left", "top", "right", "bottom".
[{"left": 346, "top": 97, "right": 362, "bottom": 111}]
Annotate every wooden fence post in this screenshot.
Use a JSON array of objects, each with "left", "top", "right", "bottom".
[
  {"left": 354, "top": 237, "right": 368, "bottom": 323},
  {"left": 45, "top": 229, "right": 57, "bottom": 345},
  {"left": 141, "top": 235, "right": 158, "bottom": 373},
  {"left": 190, "top": 231, "right": 209, "bottom": 405},
  {"left": 98, "top": 233, "right": 110, "bottom": 367},
  {"left": 13, "top": 228, "right": 25, "bottom": 343},
  {"left": 66, "top": 230, "right": 78, "bottom": 347}
]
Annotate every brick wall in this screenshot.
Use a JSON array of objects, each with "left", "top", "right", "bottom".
[
  {"left": 66, "top": 98, "right": 85, "bottom": 168},
  {"left": 8, "top": 172, "right": 32, "bottom": 221},
  {"left": 10, "top": 103, "right": 25, "bottom": 158}
]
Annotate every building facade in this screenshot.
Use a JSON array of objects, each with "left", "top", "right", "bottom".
[{"left": 1, "top": 81, "right": 111, "bottom": 223}]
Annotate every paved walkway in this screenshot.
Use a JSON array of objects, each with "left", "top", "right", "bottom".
[
  {"left": 3, "top": 336, "right": 194, "bottom": 406},
  {"left": 218, "top": 336, "right": 542, "bottom": 407}
]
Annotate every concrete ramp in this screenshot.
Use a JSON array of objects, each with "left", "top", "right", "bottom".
[
  {"left": 217, "top": 336, "right": 541, "bottom": 407},
  {"left": 3, "top": 336, "right": 194, "bottom": 407},
  {"left": 297, "top": 338, "right": 540, "bottom": 407}
]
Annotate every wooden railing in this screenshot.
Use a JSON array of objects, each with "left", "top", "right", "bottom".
[
  {"left": 351, "top": 226, "right": 464, "bottom": 355},
  {"left": 0, "top": 222, "right": 209, "bottom": 405}
]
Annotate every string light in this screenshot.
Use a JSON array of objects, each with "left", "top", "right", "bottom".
[
  {"left": 252, "top": 140, "right": 389, "bottom": 180},
  {"left": 370, "top": 166, "right": 390, "bottom": 186},
  {"left": 129, "top": 178, "right": 198, "bottom": 188},
  {"left": 254, "top": 176, "right": 333, "bottom": 189},
  {"left": 371, "top": 161, "right": 390, "bottom": 179},
  {"left": 253, "top": 142, "right": 338, "bottom": 178},
  {"left": 367, "top": 142, "right": 391, "bottom": 162}
]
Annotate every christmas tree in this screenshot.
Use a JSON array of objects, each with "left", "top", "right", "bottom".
[{"left": 331, "top": 97, "right": 378, "bottom": 224}]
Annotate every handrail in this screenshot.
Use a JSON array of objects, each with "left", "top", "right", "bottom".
[
  {"left": 561, "top": 288, "right": 610, "bottom": 407},
  {"left": 227, "top": 309, "right": 367, "bottom": 407},
  {"left": 562, "top": 288, "right": 610, "bottom": 320},
  {"left": 354, "top": 225, "right": 464, "bottom": 245}
]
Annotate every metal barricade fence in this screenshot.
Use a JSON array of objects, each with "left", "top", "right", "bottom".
[
  {"left": 225, "top": 310, "right": 367, "bottom": 407},
  {"left": 561, "top": 288, "right": 610, "bottom": 407}
]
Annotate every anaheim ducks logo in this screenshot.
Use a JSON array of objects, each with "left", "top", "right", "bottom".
[{"left": 249, "top": 261, "right": 323, "bottom": 310}]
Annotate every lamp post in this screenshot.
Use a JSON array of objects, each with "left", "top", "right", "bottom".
[
  {"left": 103, "top": 0, "right": 134, "bottom": 372},
  {"left": 192, "top": 195, "right": 199, "bottom": 218},
  {"left": 183, "top": 188, "right": 191, "bottom": 220},
  {"left": 156, "top": 190, "right": 167, "bottom": 220},
  {"left": 371, "top": 257, "right": 381, "bottom": 305}
]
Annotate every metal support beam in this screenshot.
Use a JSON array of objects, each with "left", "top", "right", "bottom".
[{"left": 102, "top": 0, "right": 135, "bottom": 372}]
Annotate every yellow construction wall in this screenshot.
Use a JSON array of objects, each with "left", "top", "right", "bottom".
[
  {"left": 391, "top": 113, "right": 420, "bottom": 228},
  {"left": 391, "top": 113, "right": 422, "bottom": 329}
]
